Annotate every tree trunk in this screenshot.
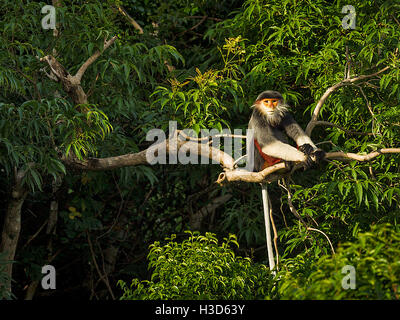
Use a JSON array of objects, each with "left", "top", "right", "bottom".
[{"left": 0, "top": 168, "right": 27, "bottom": 294}]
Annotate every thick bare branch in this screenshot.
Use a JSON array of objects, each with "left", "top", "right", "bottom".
[
  {"left": 217, "top": 148, "right": 400, "bottom": 184},
  {"left": 40, "top": 55, "right": 88, "bottom": 104},
  {"left": 64, "top": 144, "right": 399, "bottom": 183},
  {"left": 217, "top": 162, "right": 290, "bottom": 184},
  {"left": 63, "top": 138, "right": 235, "bottom": 171}
]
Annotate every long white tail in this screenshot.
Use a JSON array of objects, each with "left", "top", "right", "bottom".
[{"left": 261, "top": 184, "right": 275, "bottom": 273}]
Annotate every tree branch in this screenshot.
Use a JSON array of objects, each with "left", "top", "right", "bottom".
[
  {"left": 186, "top": 16, "right": 223, "bottom": 22},
  {"left": 117, "top": 6, "right": 143, "bottom": 34},
  {"left": 75, "top": 36, "right": 117, "bottom": 83},
  {"left": 307, "top": 227, "right": 335, "bottom": 255},
  {"left": 325, "top": 148, "right": 400, "bottom": 162},
  {"left": 178, "top": 15, "right": 207, "bottom": 37},
  {"left": 217, "top": 148, "right": 400, "bottom": 184},
  {"left": 63, "top": 138, "right": 235, "bottom": 171},
  {"left": 305, "top": 66, "right": 390, "bottom": 136},
  {"left": 40, "top": 36, "right": 117, "bottom": 104}
]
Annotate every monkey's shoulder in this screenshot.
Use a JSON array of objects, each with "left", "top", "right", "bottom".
[{"left": 279, "top": 112, "right": 295, "bottom": 123}]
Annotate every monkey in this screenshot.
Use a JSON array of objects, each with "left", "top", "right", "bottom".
[
  {"left": 248, "top": 90, "right": 325, "bottom": 172},
  {"left": 248, "top": 90, "right": 325, "bottom": 271}
]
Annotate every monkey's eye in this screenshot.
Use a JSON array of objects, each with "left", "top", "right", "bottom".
[{"left": 262, "top": 99, "right": 279, "bottom": 107}]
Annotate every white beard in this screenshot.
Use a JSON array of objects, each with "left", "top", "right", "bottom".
[{"left": 254, "top": 102, "right": 289, "bottom": 127}]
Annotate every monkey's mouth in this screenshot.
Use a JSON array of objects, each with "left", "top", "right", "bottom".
[
  {"left": 262, "top": 107, "right": 276, "bottom": 116},
  {"left": 262, "top": 104, "right": 278, "bottom": 113}
]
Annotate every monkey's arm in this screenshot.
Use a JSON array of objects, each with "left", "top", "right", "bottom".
[
  {"left": 282, "top": 114, "right": 326, "bottom": 164},
  {"left": 281, "top": 114, "right": 317, "bottom": 148},
  {"left": 260, "top": 139, "right": 307, "bottom": 162}
]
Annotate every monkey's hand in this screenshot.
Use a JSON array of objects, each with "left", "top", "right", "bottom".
[
  {"left": 299, "top": 143, "right": 315, "bottom": 170},
  {"left": 302, "top": 155, "right": 315, "bottom": 170},
  {"left": 311, "top": 148, "right": 326, "bottom": 164},
  {"left": 298, "top": 143, "right": 314, "bottom": 155}
]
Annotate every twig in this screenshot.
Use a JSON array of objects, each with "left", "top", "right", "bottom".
[
  {"left": 278, "top": 180, "right": 335, "bottom": 255},
  {"left": 22, "top": 219, "right": 49, "bottom": 249},
  {"left": 178, "top": 15, "right": 207, "bottom": 37},
  {"left": 177, "top": 130, "right": 246, "bottom": 142},
  {"left": 307, "top": 227, "right": 335, "bottom": 255},
  {"left": 324, "top": 159, "right": 353, "bottom": 181},
  {"left": 353, "top": 84, "right": 379, "bottom": 136},
  {"left": 278, "top": 179, "right": 308, "bottom": 228},
  {"left": 312, "top": 120, "right": 375, "bottom": 136},
  {"left": 279, "top": 195, "right": 288, "bottom": 228},
  {"left": 117, "top": 6, "right": 143, "bottom": 34},
  {"left": 392, "top": 15, "right": 400, "bottom": 27},
  {"left": 344, "top": 45, "right": 351, "bottom": 79},
  {"left": 86, "top": 231, "right": 115, "bottom": 300},
  {"left": 354, "top": 84, "right": 375, "bottom": 118},
  {"left": 186, "top": 16, "right": 223, "bottom": 22},
  {"left": 233, "top": 154, "right": 247, "bottom": 168}
]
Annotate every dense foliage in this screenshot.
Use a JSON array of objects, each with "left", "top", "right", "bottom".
[
  {"left": 0, "top": 0, "right": 399, "bottom": 299},
  {"left": 119, "top": 224, "right": 400, "bottom": 300},
  {"left": 119, "top": 232, "right": 274, "bottom": 299},
  {"left": 279, "top": 223, "right": 400, "bottom": 299}
]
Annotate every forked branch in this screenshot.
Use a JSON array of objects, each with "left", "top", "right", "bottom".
[{"left": 305, "top": 66, "right": 390, "bottom": 136}]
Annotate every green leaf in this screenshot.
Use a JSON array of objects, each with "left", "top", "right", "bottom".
[{"left": 354, "top": 182, "right": 363, "bottom": 205}]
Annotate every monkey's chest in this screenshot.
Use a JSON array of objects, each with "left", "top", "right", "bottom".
[{"left": 270, "top": 127, "right": 288, "bottom": 143}]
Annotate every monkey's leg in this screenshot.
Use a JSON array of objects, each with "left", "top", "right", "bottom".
[{"left": 261, "top": 184, "right": 276, "bottom": 274}]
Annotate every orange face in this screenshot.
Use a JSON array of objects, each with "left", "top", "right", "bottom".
[{"left": 260, "top": 98, "right": 280, "bottom": 109}]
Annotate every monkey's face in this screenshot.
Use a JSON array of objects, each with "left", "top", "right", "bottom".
[
  {"left": 256, "top": 98, "right": 284, "bottom": 117},
  {"left": 260, "top": 98, "right": 280, "bottom": 111},
  {"left": 254, "top": 97, "right": 288, "bottom": 126}
]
